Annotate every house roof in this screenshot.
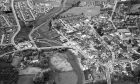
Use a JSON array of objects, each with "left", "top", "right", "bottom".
[{"left": 117, "top": 29, "right": 130, "bottom": 33}]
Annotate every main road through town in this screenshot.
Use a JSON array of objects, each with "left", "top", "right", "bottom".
[{"left": 11, "top": 0, "right": 21, "bottom": 47}]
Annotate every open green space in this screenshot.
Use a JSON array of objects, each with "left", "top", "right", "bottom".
[
  {"left": 35, "top": 27, "right": 62, "bottom": 46},
  {"left": 55, "top": 71, "right": 78, "bottom": 84},
  {"left": 14, "top": 21, "right": 33, "bottom": 43},
  {"left": 33, "top": 19, "right": 62, "bottom": 47},
  {"left": 62, "top": 6, "right": 100, "bottom": 17}
]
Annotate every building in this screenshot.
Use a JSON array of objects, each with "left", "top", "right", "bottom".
[
  {"left": 117, "top": 29, "right": 132, "bottom": 40},
  {"left": 82, "top": 0, "right": 108, "bottom": 7},
  {"left": 17, "top": 41, "right": 33, "bottom": 49},
  {"left": 27, "top": 0, "right": 35, "bottom": 10}
]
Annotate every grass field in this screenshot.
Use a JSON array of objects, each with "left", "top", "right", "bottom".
[
  {"left": 14, "top": 21, "right": 33, "bottom": 43},
  {"left": 55, "top": 71, "right": 78, "bottom": 84},
  {"left": 62, "top": 6, "right": 100, "bottom": 17},
  {"left": 36, "top": 30, "right": 62, "bottom": 46},
  {"left": 33, "top": 20, "right": 62, "bottom": 47}
]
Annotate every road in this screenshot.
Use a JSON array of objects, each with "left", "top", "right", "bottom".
[
  {"left": 0, "top": 34, "right": 4, "bottom": 44},
  {"left": 0, "top": 45, "right": 72, "bottom": 57},
  {"left": 108, "top": 0, "right": 119, "bottom": 30},
  {"left": 11, "top": 0, "right": 21, "bottom": 48},
  {"left": 89, "top": 24, "right": 114, "bottom": 84},
  {"left": 109, "top": 0, "right": 119, "bottom": 20}
]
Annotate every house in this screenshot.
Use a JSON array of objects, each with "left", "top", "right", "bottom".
[
  {"left": 117, "top": 29, "right": 132, "bottom": 40},
  {"left": 27, "top": 0, "right": 35, "bottom": 10}
]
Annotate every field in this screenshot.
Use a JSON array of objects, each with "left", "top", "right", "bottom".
[
  {"left": 62, "top": 6, "right": 100, "bottom": 17},
  {"left": 55, "top": 71, "right": 78, "bottom": 84},
  {"left": 32, "top": 20, "right": 62, "bottom": 47},
  {"left": 14, "top": 21, "right": 33, "bottom": 43},
  {"left": 17, "top": 75, "right": 34, "bottom": 84}
]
